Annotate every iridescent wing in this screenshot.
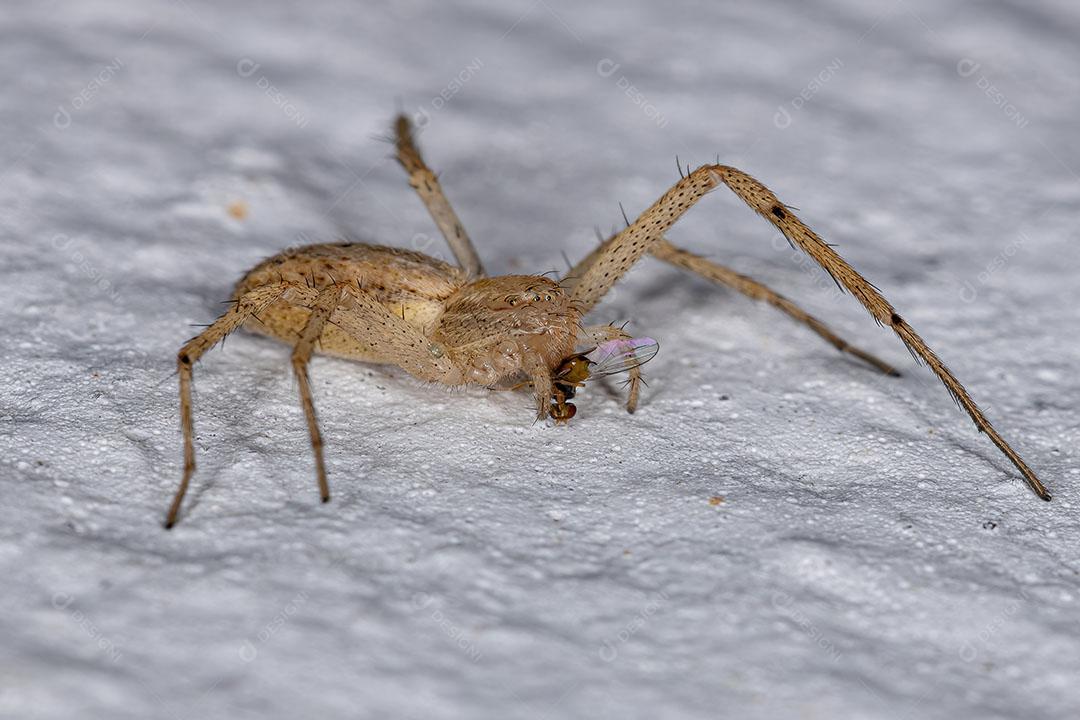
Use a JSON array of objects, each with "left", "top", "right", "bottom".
[{"left": 584, "top": 337, "right": 659, "bottom": 377}]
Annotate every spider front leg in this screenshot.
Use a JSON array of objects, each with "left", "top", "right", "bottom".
[
  {"left": 564, "top": 232, "right": 896, "bottom": 376},
  {"left": 566, "top": 164, "right": 1048, "bottom": 500},
  {"left": 649, "top": 239, "right": 899, "bottom": 376}
]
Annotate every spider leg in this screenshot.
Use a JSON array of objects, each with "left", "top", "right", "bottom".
[
  {"left": 393, "top": 114, "right": 485, "bottom": 277},
  {"left": 291, "top": 284, "right": 350, "bottom": 506},
  {"left": 168, "top": 281, "right": 318, "bottom": 528},
  {"left": 523, "top": 354, "right": 554, "bottom": 421},
  {"left": 567, "top": 167, "right": 717, "bottom": 312},
  {"left": 471, "top": 348, "right": 555, "bottom": 419},
  {"left": 566, "top": 164, "right": 1048, "bottom": 500},
  {"left": 565, "top": 233, "right": 899, "bottom": 376},
  {"left": 328, "top": 286, "right": 462, "bottom": 384},
  {"left": 581, "top": 324, "right": 643, "bottom": 412},
  {"left": 651, "top": 239, "right": 899, "bottom": 376},
  {"left": 168, "top": 280, "right": 465, "bottom": 528}
]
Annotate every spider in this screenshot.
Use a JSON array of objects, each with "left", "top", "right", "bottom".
[{"left": 165, "top": 114, "right": 1050, "bottom": 527}]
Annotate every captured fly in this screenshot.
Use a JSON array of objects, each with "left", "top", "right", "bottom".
[{"left": 550, "top": 337, "right": 659, "bottom": 422}]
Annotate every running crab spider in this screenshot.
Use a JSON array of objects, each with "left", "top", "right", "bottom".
[{"left": 165, "top": 114, "right": 1050, "bottom": 527}]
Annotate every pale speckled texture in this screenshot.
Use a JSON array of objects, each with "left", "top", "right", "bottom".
[{"left": 2, "top": 1, "right": 1079, "bottom": 719}]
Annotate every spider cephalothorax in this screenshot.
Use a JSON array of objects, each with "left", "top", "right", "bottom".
[
  {"left": 435, "top": 275, "right": 582, "bottom": 386},
  {"left": 165, "top": 113, "right": 1049, "bottom": 528}
]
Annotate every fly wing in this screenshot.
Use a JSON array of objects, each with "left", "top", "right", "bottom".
[{"left": 584, "top": 337, "right": 659, "bottom": 377}]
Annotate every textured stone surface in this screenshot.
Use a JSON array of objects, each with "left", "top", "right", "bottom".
[{"left": 2, "top": 2, "right": 1078, "bottom": 718}]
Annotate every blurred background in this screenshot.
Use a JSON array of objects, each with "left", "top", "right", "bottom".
[{"left": 1, "top": 1, "right": 1078, "bottom": 719}]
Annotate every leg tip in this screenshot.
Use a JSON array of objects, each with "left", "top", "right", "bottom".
[{"left": 1028, "top": 476, "right": 1052, "bottom": 502}]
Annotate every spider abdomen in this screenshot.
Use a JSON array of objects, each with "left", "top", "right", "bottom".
[{"left": 236, "top": 242, "right": 468, "bottom": 361}]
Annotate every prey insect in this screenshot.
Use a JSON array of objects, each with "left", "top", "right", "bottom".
[
  {"left": 550, "top": 337, "right": 659, "bottom": 422},
  {"left": 165, "top": 114, "right": 1050, "bottom": 527}
]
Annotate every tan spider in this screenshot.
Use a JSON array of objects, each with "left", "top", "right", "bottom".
[{"left": 165, "top": 114, "right": 1050, "bottom": 527}]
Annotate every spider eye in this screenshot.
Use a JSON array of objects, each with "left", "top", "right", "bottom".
[{"left": 544, "top": 294, "right": 552, "bottom": 302}]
